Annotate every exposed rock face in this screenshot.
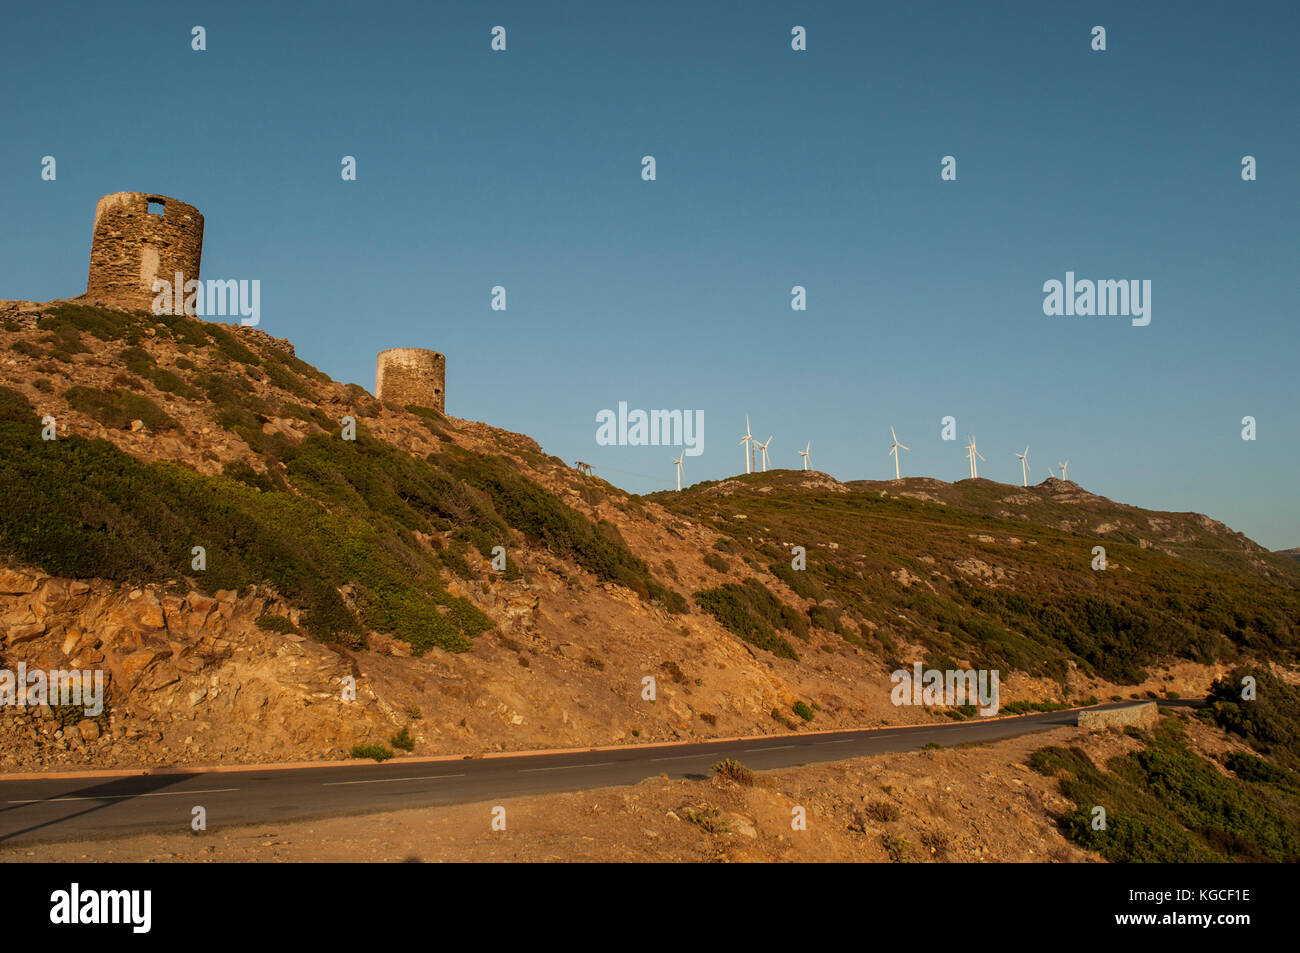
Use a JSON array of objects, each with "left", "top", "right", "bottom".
[{"left": 0, "top": 567, "right": 387, "bottom": 770}]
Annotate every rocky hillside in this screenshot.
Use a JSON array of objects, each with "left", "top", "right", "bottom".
[{"left": 2, "top": 299, "right": 1298, "bottom": 771}]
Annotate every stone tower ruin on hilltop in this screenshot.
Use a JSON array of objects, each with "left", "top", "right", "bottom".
[
  {"left": 375, "top": 348, "right": 445, "bottom": 413},
  {"left": 85, "top": 192, "right": 204, "bottom": 312}
]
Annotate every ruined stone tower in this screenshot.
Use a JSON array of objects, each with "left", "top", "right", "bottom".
[
  {"left": 375, "top": 348, "right": 446, "bottom": 412},
  {"left": 85, "top": 192, "right": 204, "bottom": 312}
]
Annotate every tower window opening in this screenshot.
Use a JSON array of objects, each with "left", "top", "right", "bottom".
[{"left": 147, "top": 199, "right": 165, "bottom": 217}]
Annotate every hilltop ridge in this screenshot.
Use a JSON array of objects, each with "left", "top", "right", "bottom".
[{"left": 2, "top": 300, "right": 1298, "bottom": 772}]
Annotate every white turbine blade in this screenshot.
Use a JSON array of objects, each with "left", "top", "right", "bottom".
[
  {"left": 890, "top": 426, "right": 897, "bottom": 441},
  {"left": 899, "top": 443, "right": 910, "bottom": 451}
]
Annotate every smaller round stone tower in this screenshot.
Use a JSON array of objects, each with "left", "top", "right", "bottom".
[
  {"left": 375, "top": 348, "right": 446, "bottom": 413},
  {"left": 85, "top": 192, "right": 204, "bottom": 312}
]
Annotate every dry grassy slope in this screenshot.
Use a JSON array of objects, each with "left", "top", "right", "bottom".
[{"left": 0, "top": 299, "right": 1292, "bottom": 773}]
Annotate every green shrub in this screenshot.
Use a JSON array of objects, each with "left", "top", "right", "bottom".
[
  {"left": 10, "top": 340, "right": 45, "bottom": 359},
  {"left": 351, "top": 743, "right": 394, "bottom": 762},
  {"left": 682, "top": 806, "right": 729, "bottom": 834},
  {"left": 390, "top": 726, "right": 416, "bottom": 751},
  {"left": 0, "top": 386, "right": 34, "bottom": 423},
  {"left": 222, "top": 460, "right": 287, "bottom": 493},
  {"left": 703, "top": 552, "right": 729, "bottom": 573},
  {"left": 693, "top": 579, "right": 803, "bottom": 660},
  {"left": 864, "top": 800, "right": 900, "bottom": 823},
  {"left": 40, "top": 304, "right": 143, "bottom": 342},
  {"left": 204, "top": 323, "right": 260, "bottom": 366},
  {"left": 882, "top": 834, "right": 911, "bottom": 862},
  {"left": 711, "top": 758, "right": 754, "bottom": 785},
  {"left": 255, "top": 613, "right": 295, "bottom": 634},
  {"left": 63, "top": 385, "right": 178, "bottom": 431},
  {"left": 1002, "top": 700, "right": 1069, "bottom": 715},
  {"left": 769, "top": 561, "right": 826, "bottom": 600},
  {"left": 263, "top": 360, "right": 315, "bottom": 400},
  {"left": 1207, "top": 668, "right": 1300, "bottom": 769},
  {"left": 1030, "top": 716, "right": 1300, "bottom": 862},
  {"left": 0, "top": 419, "right": 490, "bottom": 654},
  {"left": 792, "top": 700, "right": 815, "bottom": 722}
]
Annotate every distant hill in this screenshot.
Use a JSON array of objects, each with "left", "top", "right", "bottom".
[{"left": 651, "top": 470, "right": 1300, "bottom": 684}]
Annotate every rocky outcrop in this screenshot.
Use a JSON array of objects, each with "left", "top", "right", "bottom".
[{"left": 1, "top": 566, "right": 390, "bottom": 770}]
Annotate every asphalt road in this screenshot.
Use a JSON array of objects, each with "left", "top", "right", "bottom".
[{"left": 0, "top": 701, "right": 1182, "bottom": 848}]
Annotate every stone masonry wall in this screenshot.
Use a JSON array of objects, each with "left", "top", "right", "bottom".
[
  {"left": 375, "top": 347, "right": 445, "bottom": 412},
  {"left": 85, "top": 192, "right": 204, "bottom": 312},
  {"left": 1077, "top": 702, "right": 1158, "bottom": 731}
]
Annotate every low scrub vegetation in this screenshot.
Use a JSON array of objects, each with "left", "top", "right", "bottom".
[
  {"left": 0, "top": 385, "right": 490, "bottom": 654},
  {"left": 711, "top": 758, "right": 754, "bottom": 786},
  {"left": 693, "top": 578, "right": 805, "bottom": 660},
  {"left": 1030, "top": 715, "right": 1300, "bottom": 862},
  {"left": 350, "top": 743, "right": 394, "bottom": 762},
  {"left": 63, "top": 385, "right": 178, "bottom": 431},
  {"left": 652, "top": 472, "right": 1300, "bottom": 684}
]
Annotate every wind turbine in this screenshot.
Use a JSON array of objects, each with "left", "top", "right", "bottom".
[
  {"left": 1016, "top": 445, "right": 1030, "bottom": 487},
  {"left": 798, "top": 441, "right": 811, "bottom": 470},
  {"left": 672, "top": 452, "right": 684, "bottom": 491},
  {"left": 756, "top": 435, "right": 773, "bottom": 472},
  {"left": 739, "top": 415, "right": 754, "bottom": 474},
  {"left": 888, "top": 427, "right": 910, "bottom": 480},
  {"left": 1058, "top": 460, "right": 1069, "bottom": 480},
  {"left": 965, "top": 436, "right": 985, "bottom": 479}
]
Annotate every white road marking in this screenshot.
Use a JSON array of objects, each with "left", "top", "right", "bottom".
[
  {"left": 649, "top": 753, "right": 726, "bottom": 762},
  {"left": 322, "top": 773, "right": 465, "bottom": 787},
  {"left": 8, "top": 787, "right": 239, "bottom": 804},
  {"left": 519, "top": 761, "right": 617, "bottom": 773},
  {"left": 744, "top": 745, "right": 798, "bottom": 752}
]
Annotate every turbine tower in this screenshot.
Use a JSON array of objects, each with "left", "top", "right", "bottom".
[
  {"left": 1016, "top": 445, "right": 1030, "bottom": 487},
  {"left": 798, "top": 441, "right": 811, "bottom": 470},
  {"left": 672, "top": 452, "right": 684, "bottom": 491},
  {"left": 1058, "top": 460, "right": 1069, "bottom": 480},
  {"left": 965, "top": 436, "right": 985, "bottom": 479},
  {"left": 888, "top": 426, "right": 910, "bottom": 480},
  {"left": 756, "top": 435, "right": 773, "bottom": 472},
  {"left": 739, "top": 415, "right": 754, "bottom": 474}
]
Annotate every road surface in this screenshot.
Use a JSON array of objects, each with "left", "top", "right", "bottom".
[{"left": 0, "top": 701, "right": 1183, "bottom": 847}]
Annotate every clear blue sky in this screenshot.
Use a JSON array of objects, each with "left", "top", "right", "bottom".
[{"left": 2, "top": 1, "right": 1296, "bottom": 549}]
